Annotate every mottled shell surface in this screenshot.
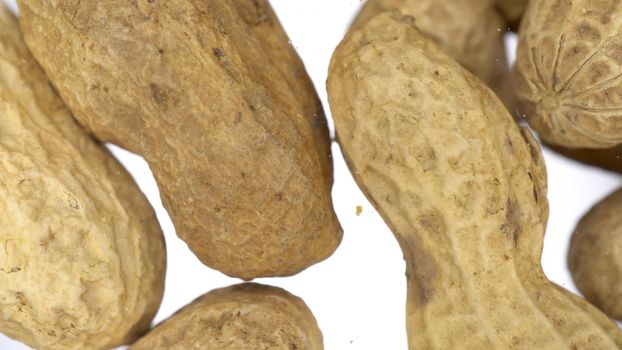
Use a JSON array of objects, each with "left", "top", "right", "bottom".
[
  {"left": 0, "top": 5, "right": 166, "bottom": 350},
  {"left": 17, "top": 0, "right": 342, "bottom": 280},
  {"left": 353, "top": 0, "right": 514, "bottom": 111},
  {"left": 132, "top": 283, "right": 323, "bottom": 350},
  {"left": 515, "top": 0, "right": 622, "bottom": 148},
  {"left": 569, "top": 188, "right": 622, "bottom": 320},
  {"left": 328, "top": 12, "right": 622, "bottom": 349}
]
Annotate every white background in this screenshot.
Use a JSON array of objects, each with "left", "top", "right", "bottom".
[{"left": 2, "top": 1, "right": 621, "bottom": 349}]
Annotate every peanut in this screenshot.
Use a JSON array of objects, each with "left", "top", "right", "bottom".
[
  {"left": 0, "top": 5, "right": 165, "bottom": 350},
  {"left": 132, "top": 283, "right": 323, "bottom": 350},
  {"left": 515, "top": 0, "right": 622, "bottom": 148},
  {"left": 353, "top": 0, "right": 515, "bottom": 111},
  {"left": 328, "top": 12, "right": 622, "bottom": 349},
  {"left": 17, "top": 0, "right": 342, "bottom": 280},
  {"left": 569, "top": 188, "right": 622, "bottom": 320}
]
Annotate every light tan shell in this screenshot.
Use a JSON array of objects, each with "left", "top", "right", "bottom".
[
  {"left": 131, "top": 283, "right": 323, "bottom": 350},
  {"left": 0, "top": 5, "right": 165, "bottom": 350},
  {"left": 353, "top": 0, "right": 515, "bottom": 112},
  {"left": 569, "top": 188, "right": 622, "bottom": 320},
  {"left": 515, "top": 0, "right": 622, "bottom": 148},
  {"left": 557, "top": 284, "right": 622, "bottom": 333},
  {"left": 328, "top": 12, "right": 622, "bottom": 349},
  {"left": 17, "top": 0, "right": 342, "bottom": 280}
]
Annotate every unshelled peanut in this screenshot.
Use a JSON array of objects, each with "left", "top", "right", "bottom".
[
  {"left": 569, "top": 188, "right": 622, "bottom": 320},
  {"left": 17, "top": 0, "right": 342, "bottom": 280},
  {"left": 132, "top": 283, "right": 323, "bottom": 350},
  {"left": 0, "top": 5, "right": 166, "bottom": 350},
  {"left": 515, "top": 0, "right": 622, "bottom": 148},
  {"left": 328, "top": 12, "right": 622, "bottom": 349}
]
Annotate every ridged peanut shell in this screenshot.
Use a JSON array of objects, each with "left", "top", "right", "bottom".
[
  {"left": 515, "top": 0, "right": 622, "bottom": 148},
  {"left": 131, "top": 283, "right": 323, "bottom": 350},
  {"left": 328, "top": 12, "right": 622, "bottom": 349},
  {"left": 0, "top": 5, "right": 165, "bottom": 350},
  {"left": 17, "top": 0, "right": 342, "bottom": 280},
  {"left": 353, "top": 0, "right": 515, "bottom": 112}
]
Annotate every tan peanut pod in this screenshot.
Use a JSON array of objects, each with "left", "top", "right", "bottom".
[
  {"left": 0, "top": 5, "right": 165, "bottom": 350},
  {"left": 569, "top": 188, "right": 622, "bottom": 321},
  {"left": 131, "top": 283, "right": 323, "bottom": 350},
  {"left": 353, "top": 0, "right": 515, "bottom": 113},
  {"left": 328, "top": 12, "right": 622, "bottom": 349},
  {"left": 495, "top": 0, "right": 529, "bottom": 31},
  {"left": 17, "top": 0, "right": 342, "bottom": 280},
  {"left": 515, "top": 0, "right": 622, "bottom": 149}
]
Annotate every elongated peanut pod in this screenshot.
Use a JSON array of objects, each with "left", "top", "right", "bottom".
[
  {"left": 0, "top": 5, "right": 165, "bottom": 350},
  {"left": 132, "top": 283, "right": 323, "bottom": 350},
  {"left": 17, "top": 0, "right": 342, "bottom": 280},
  {"left": 328, "top": 12, "right": 622, "bottom": 349},
  {"left": 515, "top": 0, "right": 622, "bottom": 148}
]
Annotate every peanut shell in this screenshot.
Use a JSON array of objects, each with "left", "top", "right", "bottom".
[{"left": 0, "top": 5, "right": 166, "bottom": 350}]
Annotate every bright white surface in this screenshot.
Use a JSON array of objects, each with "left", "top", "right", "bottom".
[
  {"left": 3, "top": 0, "right": 14, "bottom": 13},
  {"left": 1, "top": 1, "right": 621, "bottom": 349}
]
